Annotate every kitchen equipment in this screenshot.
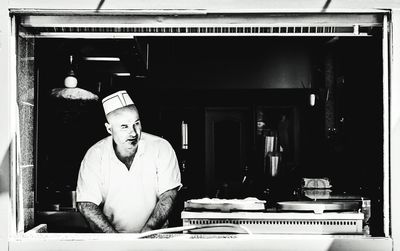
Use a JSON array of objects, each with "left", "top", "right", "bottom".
[
  {"left": 302, "top": 178, "right": 332, "bottom": 189},
  {"left": 264, "top": 136, "right": 276, "bottom": 154},
  {"left": 267, "top": 152, "right": 281, "bottom": 177},
  {"left": 181, "top": 121, "right": 188, "bottom": 149},
  {"left": 277, "top": 201, "right": 360, "bottom": 214},
  {"left": 300, "top": 178, "right": 333, "bottom": 200},
  {"left": 303, "top": 189, "right": 332, "bottom": 199},
  {"left": 182, "top": 198, "right": 365, "bottom": 235},
  {"left": 181, "top": 211, "right": 364, "bottom": 234},
  {"left": 296, "top": 195, "right": 372, "bottom": 235}
]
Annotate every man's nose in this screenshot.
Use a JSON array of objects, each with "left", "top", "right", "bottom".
[{"left": 128, "top": 126, "right": 137, "bottom": 136}]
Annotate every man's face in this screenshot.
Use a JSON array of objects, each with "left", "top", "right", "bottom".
[{"left": 105, "top": 106, "right": 142, "bottom": 152}]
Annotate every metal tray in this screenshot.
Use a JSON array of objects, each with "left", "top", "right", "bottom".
[
  {"left": 185, "top": 198, "right": 266, "bottom": 212},
  {"left": 277, "top": 201, "right": 359, "bottom": 214}
]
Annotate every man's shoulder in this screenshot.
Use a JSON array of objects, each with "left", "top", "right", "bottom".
[
  {"left": 86, "top": 136, "right": 112, "bottom": 156},
  {"left": 141, "top": 132, "right": 171, "bottom": 147},
  {"left": 141, "top": 132, "right": 176, "bottom": 161}
]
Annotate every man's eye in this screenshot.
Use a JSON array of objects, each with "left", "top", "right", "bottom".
[{"left": 121, "top": 125, "right": 128, "bottom": 129}]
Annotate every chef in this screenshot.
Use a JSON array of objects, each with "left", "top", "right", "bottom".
[{"left": 76, "top": 90, "right": 182, "bottom": 233}]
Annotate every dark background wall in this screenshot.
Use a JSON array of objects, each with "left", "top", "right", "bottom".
[
  {"left": 144, "top": 37, "right": 314, "bottom": 89},
  {"left": 36, "top": 36, "right": 384, "bottom": 234}
]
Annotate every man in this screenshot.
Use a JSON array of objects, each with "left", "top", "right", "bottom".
[{"left": 76, "top": 90, "right": 181, "bottom": 233}]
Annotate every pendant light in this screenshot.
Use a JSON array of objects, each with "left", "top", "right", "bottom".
[{"left": 50, "top": 55, "right": 99, "bottom": 101}]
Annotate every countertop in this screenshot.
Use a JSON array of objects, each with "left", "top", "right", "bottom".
[{"left": 12, "top": 232, "right": 392, "bottom": 251}]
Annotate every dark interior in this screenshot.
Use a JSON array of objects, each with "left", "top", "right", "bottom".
[{"left": 35, "top": 35, "right": 383, "bottom": 235}]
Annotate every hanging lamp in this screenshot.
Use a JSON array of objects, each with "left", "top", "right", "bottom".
[{"left": 50, "top": 55, "right": 99, "bottom": 101}]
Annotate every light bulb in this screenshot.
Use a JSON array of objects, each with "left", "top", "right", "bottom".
[
  {"left": 64, "top": 55, "right": 78, "bottom": 88},
  {"left": 64, "top": 75, "right": 78, "bottom": 88}
]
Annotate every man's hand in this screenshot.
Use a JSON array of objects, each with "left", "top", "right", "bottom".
[
  {"left": 77, "top": 202, "right": 118, "bottom": 233},
  {"left": 140, "top": 188, "right": 178, "bottom": 233}
]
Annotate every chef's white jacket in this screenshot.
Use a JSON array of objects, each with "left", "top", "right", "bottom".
[{"left": 76, "top": 132, "right": 182, "bottom": 233}]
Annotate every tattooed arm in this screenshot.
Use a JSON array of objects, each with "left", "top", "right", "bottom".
[
  {"left": 140, "top": 188, "right": 178, "bottom": 233},
  {"left": 77, "top": 202, "right": 118, "bottom": 233}
]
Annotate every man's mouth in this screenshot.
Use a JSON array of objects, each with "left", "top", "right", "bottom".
[{"left": 126, "top": 137, "right": 138, "bottom": 144}]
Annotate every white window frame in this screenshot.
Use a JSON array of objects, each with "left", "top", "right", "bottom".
[{"left": 8, "top": 10, "right": 395, "bottom": 251}]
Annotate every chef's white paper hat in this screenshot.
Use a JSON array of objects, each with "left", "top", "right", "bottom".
[{"left": 102, "top": 90, "right": 134, "bottom": 115}]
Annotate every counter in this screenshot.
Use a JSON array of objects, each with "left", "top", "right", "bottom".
[
  {"left": 10, "top": 232, "right": 392, "bottom": 251},
  {"left": 30, "top": 210, "right": 392, "bottom": 250}
]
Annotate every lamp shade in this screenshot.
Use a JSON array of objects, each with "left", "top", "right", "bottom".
[
  {"left": 51, "top": 87, "right": 99, "bottom": 101},
  {"left": 50, "top": 55, "right": 99, "bottom": 101}
]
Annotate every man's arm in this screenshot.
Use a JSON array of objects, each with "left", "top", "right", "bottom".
[
  {"left": 77, "top": 202, "right": 118, "bottom": 233},
  {"left": 140, "top": 188, "right": 178, "bottom": 233}
]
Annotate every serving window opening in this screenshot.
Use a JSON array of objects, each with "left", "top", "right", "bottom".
[{"left": 14, "top": 12, "right": 388, "bottom": 238}]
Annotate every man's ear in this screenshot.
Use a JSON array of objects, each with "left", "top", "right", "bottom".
[{"left": 105, "top": 123, "right": 112, "bottom": 135}]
